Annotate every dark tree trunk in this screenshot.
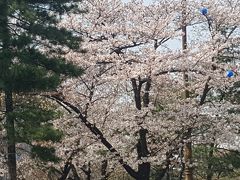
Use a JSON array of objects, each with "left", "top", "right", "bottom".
[
  {"left": 155, "top": 151, "right": 172, "bottom": 180},
  {"left": 179, "top": 145, "right": 185, "bottom": 180},
  {"left": 131, "top": 77, "right": 151, "bottom": 180},
  {"left": 137, "top": 129, "right": 150, "bottom": 180},
  {"left": 71, "top": 164, "right": 80, "bottom": 180},
  {"left": 206, "top": 143, "right": 214, "bottom": 180},
  {"left": 183, "top": 128, "right": 193, "bottom": 180},
  {"left": 100, "top": 160, "right": 108, "bottom": 180},
  {"left": 155, "top": 169, "right": 166, "bottom": 180},
  {"left": 0, "top": 1, "right": 17, "bottom": 178},
  {"left": 86, "top": 162, "right": 91, "bottom": 180},
  {"left": 143, "top": 79, "right": 151, "bottom": 107},
  {"left": 131, "top": 78, "right": 142, "bottom": 110},
  {"left": 5, "top": 90, "right": 17, "bottom": 180},
  {"left": 59, "top": 162, "right": 72, "bottom": 180},
  {"left": 81, "top": 162, "right": 91, "bottom": 180},
  {"left": 59, "top": 162, "right": 81, "bottom": 180}
]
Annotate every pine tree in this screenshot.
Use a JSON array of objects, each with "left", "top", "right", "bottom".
[
  {"left": 0, "top": 0, "right": 83, "bottom": 179},
  {"left": 13, "top": 95, "right": 64, "bottom": 162}
]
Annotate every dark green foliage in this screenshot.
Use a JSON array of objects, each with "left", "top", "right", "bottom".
[
  {"left": 150, "top": 165, "right": 167, "bottom": 180},
  {"left": 210, "top": 151, "right": 240, "bottom": 177},
  {"left": 193, "top": 145, "right": 240, "bottom": 179},
  {"left": 13, "top": 98, "right": 63, "bottom": 143},
  {"left": 6, "top": 96, "right": 63, "bottom": 162},
  {"left": 228, "top": 107, "right": 240, "bottom": 114},
  {"left": 0, "top": 0, "right": 84, "bottom": 169},
  {"left": 31, "top": 145, "right": 60, "bottom": 162},
  {"left": 5, "top": 64, "right": 60, "bottom": 92},
  {"left": 227, "top": 81, "right": 240, "bottom": 104},
  {"left": 0, "top": 0, "right": 84, "bottom": 93},
  {"left": 153, "top": 104, "right": 164, "bottom": 113},
  {"left": 31, "top": 125, "right": 63, "bottom": 142}
]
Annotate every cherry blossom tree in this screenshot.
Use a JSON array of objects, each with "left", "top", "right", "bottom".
[{"left": 46, "top": 0, "right": 240, "bottom": 179}]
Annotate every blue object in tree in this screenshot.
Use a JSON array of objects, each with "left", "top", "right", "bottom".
[
  {"left": 226, "top": 70, "right": 234, "bottom": 78},
  {"left": 200, "top": 7, "right": 208, "bottom": 15}
]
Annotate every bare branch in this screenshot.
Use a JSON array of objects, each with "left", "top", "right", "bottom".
[{"left": 199, "top": 76, "right": 212, "bottom": 106}]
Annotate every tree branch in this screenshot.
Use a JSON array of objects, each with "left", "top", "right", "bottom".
[
  {"left": 45, "top": 95, "right": 138, "bottom": 179},
  {"left": 199, "top": 76, "right": 211, "bottom": 106},
  {"left": 154, "top": 68, "right": 206, "bottom": 76},
  {"left": 110, "top": 42, "right": 144, "bottom": 55}
]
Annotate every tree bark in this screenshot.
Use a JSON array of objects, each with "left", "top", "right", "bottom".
[
  {"left": 71, "top": 164, "right": 81, "bottom": 180},
  {"left": 59, "top": 161, "right": 72, "bottom": 180},
  {"left": 181, "top": 0, "right": 193, "bottom": 179},
  {"left": 179, "top": 145, "right": 185, "bottom": 180},
  {"left": 143, "top": 79, "right": 151, "bottom": 107},
  {"left": 137, "top": 129, "right": 150, "bottom": 180},
  {"left": 132, "top": 78, "right": 151, "bottom": 180},
  {"left": 100, "top": 160, "right": 108, "bottom": 180},
  {"left": 183, "top": 128, "right": 193, "bottom": 180},
  {"left": 1, "top": 0, "right": 17, "bottom": 178},
  {"left": 84, "top": 162, "right": 91, "bottom": 180},
  {"left": 131, "top": 78, "right": 142, "bottom": 110},
  {"left": 206, "top": 143, "right": 214, "bottom": 180},
  {"left": 5, "top": 90, "right": 17, "bottom": 180},
  {"left": 131, "top": 78, "right": 151, "bottom": 180},
  {"left": 80, "top": 165, "right": 91, "bottom": 180}
]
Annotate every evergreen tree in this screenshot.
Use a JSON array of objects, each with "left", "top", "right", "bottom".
[
  {"left": 13, "top": 95, "right": 64, "bottom": 162},
  {"left": 0, "top": 0, "right": 83, "bottom": 179}
]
